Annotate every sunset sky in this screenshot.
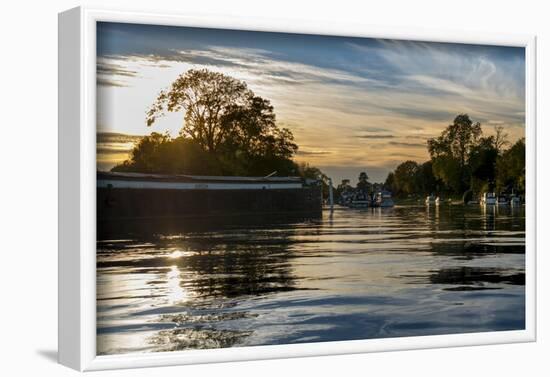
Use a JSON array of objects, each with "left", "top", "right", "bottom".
[{"left": 96, "top": 22, "right": 525, "bottom": 183}]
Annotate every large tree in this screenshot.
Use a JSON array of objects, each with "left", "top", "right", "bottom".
[
  {"left": 356, "top": 171, "right": 371, "bottom": 193},
  {"left": 147, "top": 69, "right": 256, "bottom": 154},
  {"left": 416, "top": 161, "right": 439, "bottom": 195},
  {"left": 428, "top": 114, "right": 482, "bottom": 193},
  {"left": 496, "top": 138, "right": 525, "bottom": 193},
  {"left": 469, "top": 136, "right": 498, "bottom": 192},
  {"left": 392, "top": 161, "right": 420, "bottom": 196},
  {"left": 144, "top": 69, "right": 298, "bottom": 176},
  {"left": 494, "top": 125, "right": 510, "bottom": 155},
  {"left": 112, "top": 69, "right": 307, "bottom": 178},
  {"left": 383, "top": 114, "right": 522, "bottom": 198}
]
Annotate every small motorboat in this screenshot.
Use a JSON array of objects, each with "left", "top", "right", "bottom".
[
  {"left": 481, "top": 192, "right": 497, "bottom": 205},
  {"left": 497, "top": 194, "right": 509, "bottom": 205},
  {"left": 510, "top": 195, "right": 521, "bottom": 206},
  {"left": 425, "top": 194, "right": 437, "bottom": 205},
  {"left": 339, "top": 190, "right": 354, "bottom": 206},
  {"left": 348, "top": 190, "right": 370, "bottom": 208},
  {"left": 375, "top": 190, "right": 395, "bottom": 207}
]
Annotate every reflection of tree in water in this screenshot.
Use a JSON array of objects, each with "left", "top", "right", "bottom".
[
  {"left": 98, "top": 225, "right": 302, "bottom": 301},
  {"left": 176, "top": 237, "right": 299, "bottom": 299},
  {"left": 97, "top": 214, "right": 319, "bottom": 242},
  {"left": 417, "top": 205, "right": 526, "bottom": 260},
  {"left": 150, "top": 327, "right": 254, "bottom": 352},
  {"left": 427, "top": 240, "right": 524, "bottom": 260},
  {"left": 419, "top": 205, "right": 525, "bottom": 235},
  {"left": 429, "top": 266, "right": 525, "bottom": 291},
  {"left": 97, "top": 223, "right": 305, "bottom": 351},
  {"left": 151, "top": 231, "right": 302, "bottom": 351},
  {"left": 400, "top": 266, "right": 525, "bottom": 291},
  {"left": 423, "top": 206, "right": 524, "bottom": 290}
]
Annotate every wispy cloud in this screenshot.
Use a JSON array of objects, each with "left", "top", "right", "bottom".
[
  {"left": 361, "top": 126, "right": 391, "bottom": 133},
  {"left": 387, "top": 141, "right": 426, "bottom": 148},
  {"left": 97, "top": 77, "right": 128, "bottom": 88},
  {"left": 97, "top": 62, "right": 138, "bottom": 77},
  {"left": 97, "top": 132, "right": 143, "bottom": 144},
  {"left": 357, "top": 135, "right": 395, "bottom": 139},
  {"left": 97, "top": 59, "right": 139, "bottom": 87},
  {"left": 96, "top": 132, "right": 143, "bottom": 171},
  {"left": 296, "top": 149, "right": 332, "bottom": 156}
]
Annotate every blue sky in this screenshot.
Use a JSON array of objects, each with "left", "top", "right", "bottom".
[{"left": 96, "top": 22, "right": 525, "bottom": 183}]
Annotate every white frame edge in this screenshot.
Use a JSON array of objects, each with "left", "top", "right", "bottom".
[
  {"left": 58, "top": 7, "right": 83, "bottom": 371},
  {"left": 58, "top": 6, "right": 537, "bottom": 372}
]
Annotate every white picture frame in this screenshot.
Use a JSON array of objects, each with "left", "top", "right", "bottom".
[{"left": 58, "top": 6, "right": 537, "bottom": 371}]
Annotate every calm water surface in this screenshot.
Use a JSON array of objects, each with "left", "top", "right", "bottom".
[{"left": 97, "top": 205, "right": 525, "bottom": 355}]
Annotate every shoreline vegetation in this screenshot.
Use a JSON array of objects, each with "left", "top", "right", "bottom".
[
  {"left": 383, "top": 115, "right": 525, "bottom": 203},
  {"left": 108, "top": 69, "right": 524, "bottom": 203}
]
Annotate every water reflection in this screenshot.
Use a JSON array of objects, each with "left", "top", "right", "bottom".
[
  {"left": 166, "top": 265, "right": 187, "bottom": 304},
  {"left": 97, "top": 205, "right": 525, "bottom": 355},
  {"left": 150, "top": 327, "right": 254, "bottom": 352}
]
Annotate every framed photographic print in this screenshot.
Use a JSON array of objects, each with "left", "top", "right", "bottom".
[{"left": 58, "top": 6, "right": 536, "bottom": 371}]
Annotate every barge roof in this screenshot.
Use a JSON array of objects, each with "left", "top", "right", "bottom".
[{"left": 97, "top": 171, "right": 306, "bottom": 184}]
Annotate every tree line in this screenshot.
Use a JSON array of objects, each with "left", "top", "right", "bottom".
[
  {"left": 109, "top": 69, "right": 524, "bottom": 201},
  {"left": 384, "top": 114, "right": 525, "bottom": 199},
  {"left": 112, "top": 69, "right": 327, "bottom": 189}
]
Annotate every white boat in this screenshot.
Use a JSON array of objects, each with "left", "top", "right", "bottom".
[
  {"left": 497, "top": 195, "right": 509, "bottom": 205},
  {"left": 339, "top": 190, "right": 354, "bottom": 206},
  {"left": 425, "top": 195, "right": 437, "bottom": 205},
  {"left": 348, "top": 191, "right": 370, "bottom": 208},
  {"left": 481, "top": 192, "right": 497, "bottom": 205},
  {"left": 510, "top": 196, "right": 521, "bottom": 206},
  {"left": 375, "top": 191, "right": 394, "bottom": 207}
]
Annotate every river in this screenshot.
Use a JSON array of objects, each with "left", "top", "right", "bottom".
[{"left": 96, "top": 204, "right": 525, "bottom": 355}]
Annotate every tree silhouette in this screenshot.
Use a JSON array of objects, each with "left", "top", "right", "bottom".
[
  {"left": 356, "top": 171, "right": 371, "bottom": 193},
  {"left": 148, "top": 69, "right": 249, "bottom": 152},
  {"left": 494, "top": 125, "right": 510, "bottom": 155},
  {"left": 496, "top": 138, "right": 525, "bottom": 192},
  {"left": 146, "top": 69, "right": 297, "bottom": 161},
  {"left": 428, "top": 114, "right": 482, "bottom": 193},
  {"left": 386, "top": 114, "right": 524, "bottom": 197},
  {"left": 469, "top": 136, "right": 498, "bottom": 193},
  {"left": 112, "top": 69, "right": 311, "bottom": 179}
]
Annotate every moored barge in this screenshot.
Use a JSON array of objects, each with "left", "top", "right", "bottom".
[{"left": 97, "top": 171, "right": 323, "bottom": 222}]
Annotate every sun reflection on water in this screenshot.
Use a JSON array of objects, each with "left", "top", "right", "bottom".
[
  {"left": 167, "top": 265, "right": 187, "bottom": 304},
  {"left": 168, "top": 250, "right": 193, "bottom": 259}
]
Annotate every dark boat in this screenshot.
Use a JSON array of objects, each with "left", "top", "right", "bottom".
[{"left": 97, "top": 171, "right": 323, "bottom": 223}]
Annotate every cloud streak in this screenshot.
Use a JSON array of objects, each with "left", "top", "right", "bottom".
[
  {"left": 387, "top": 141, "right": 426, "bottom": 148},
  {"left": 358, "top": 134, "right": 395, "bottom": 139}
]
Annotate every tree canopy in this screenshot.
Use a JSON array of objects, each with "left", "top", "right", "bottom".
[
  {"left": 145, "top": 69, "right": 297, "bottom": 159},
  {"left": 386, "top": 114, "right": 524, "bottom": 198},
  {"left": 146, "top": 69, "right": 249, "bottom": 152},
  {"left": 428, "top": 114, "right": 482, "bottom": 193},
  {"left": 113, "top": 69, "right": 318, "bottom": 182},
  {"left": 496, "top": 138, "right": 525, "bottom": 193},
  {"left": 356, "top": 171, "right": 371, "bottom": 192}
]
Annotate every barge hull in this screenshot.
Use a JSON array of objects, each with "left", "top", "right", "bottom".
[{"left": 98, "top": 186, "right": 323, "bottom": 221}]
